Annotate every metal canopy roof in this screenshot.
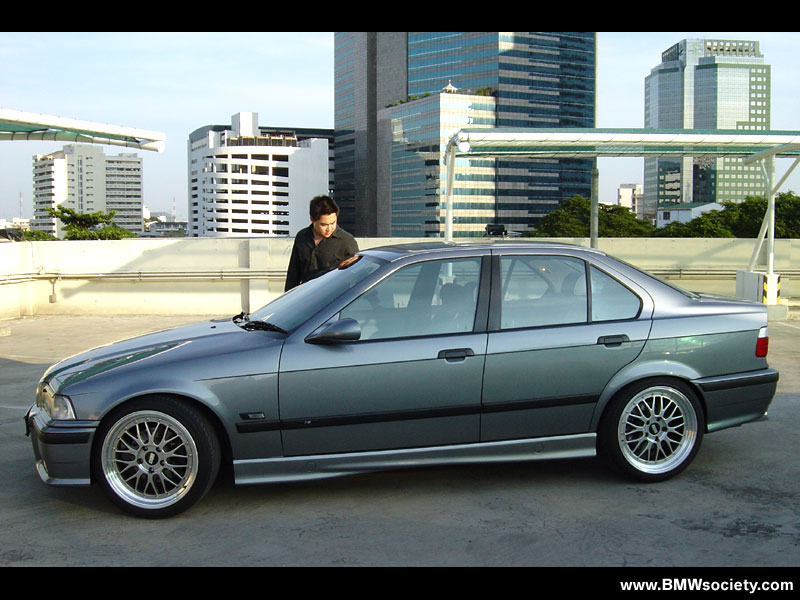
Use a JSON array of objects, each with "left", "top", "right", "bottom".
[
  {"left": 0, "top": 108, "right": 165, "bottom": 152},
  {"left": 442, "top": 128, "right": 800, "bottom": 296},
  {"left": 446, "top": 128, "right": 800, "bottom": 159}
]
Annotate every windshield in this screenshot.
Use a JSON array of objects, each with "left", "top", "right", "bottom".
[{"left": 248, "top": 255, "right": 384, "bottom": 332}]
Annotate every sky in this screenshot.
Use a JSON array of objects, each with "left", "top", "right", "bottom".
[{"left": 1, "top": 31, "right": 799, "bottom": 222}]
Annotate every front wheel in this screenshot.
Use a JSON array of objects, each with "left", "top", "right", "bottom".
[
  {"left": 599, "top": 380, "right": 704, "bottom": 482},
  {"left": 92, "top": 396, "right": 220, "bottom": 518}
]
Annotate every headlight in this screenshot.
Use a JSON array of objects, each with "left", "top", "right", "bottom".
[
  {"left": 49, "top": 394, "right": 77, "bottom": 420},
  {"left": 36, "top": 384, "right": 77, "bottom": 420}
]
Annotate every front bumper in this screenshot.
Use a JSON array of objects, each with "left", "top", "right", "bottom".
[
  {"left": 693, "top": 368, "right": 779, "bottom": 433},
  {"left": 24, "top": 406, "right": 97, "bottom": 486}
]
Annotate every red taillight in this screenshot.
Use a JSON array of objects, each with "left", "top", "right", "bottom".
[{"left": 756, "top": 327, "right": 769, "bottom": 358}]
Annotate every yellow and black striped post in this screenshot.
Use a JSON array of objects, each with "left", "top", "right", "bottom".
[{"left": 762, "top": 274, "right": 781, "bottom": 304}]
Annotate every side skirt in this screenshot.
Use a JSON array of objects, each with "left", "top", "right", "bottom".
[{"left": 233, "top": 433, "right": 597, "bottom": 485}]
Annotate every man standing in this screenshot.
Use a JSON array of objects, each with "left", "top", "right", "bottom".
[{"left": 284, "top": 195, "right": 359, "bottom": 291}]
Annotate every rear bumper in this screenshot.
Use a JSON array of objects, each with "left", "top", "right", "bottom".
[
  {"left": 24, "top": 406, "right": 96, "bottom": 486},
  {"left": 693, "top": 368, "right": 779, "bottom": 433}
]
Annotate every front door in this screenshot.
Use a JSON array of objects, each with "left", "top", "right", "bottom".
[{"left": 278, "top": 255, "right": 488, "bottom": 456}]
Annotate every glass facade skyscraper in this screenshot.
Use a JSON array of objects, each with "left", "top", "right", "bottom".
[
  {"left": 644, "top": 39, "right": 770, "bottom": 219},
  {"left": 334, "top": 32, "right": 407, "bottom": 236},
  {"left": 334, "top": 32, "right": 596, "bottom": 237},
  {"left": 378, "top": 88, "right": 498, "bottom": 236}
]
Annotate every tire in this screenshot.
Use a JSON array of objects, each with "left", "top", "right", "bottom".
[
  {"left": 599, "top": 380, "right": 704, "bottom": 482},
  {"left": 92, "top": 396, "right": 221, "bottom": 518}
]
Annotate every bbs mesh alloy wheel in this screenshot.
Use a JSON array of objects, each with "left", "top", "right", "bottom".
[
  {"left": 93, "top": 397, "right": 220, "bottom": 518},
  {"left": 600, "top": 380, "right": 704, "bottom": 482}
]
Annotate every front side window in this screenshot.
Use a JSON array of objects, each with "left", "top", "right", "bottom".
[
  {"left": 340, "top": 257, "right": 482, "bottom": 341},
  {"left": 500, "top": 255, "right": 588, "bottom": 329}
]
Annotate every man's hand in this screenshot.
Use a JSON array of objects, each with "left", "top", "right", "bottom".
[{"left": 338, "top": 256, "right": 360, "bottom": 269}]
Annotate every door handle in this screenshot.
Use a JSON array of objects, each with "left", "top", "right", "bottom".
[
  {"left": 597, "top": 335, "right": 630, "bottom": 347},
  {"left": 438, "top": 348, "right": 475, "bottom": 361}
]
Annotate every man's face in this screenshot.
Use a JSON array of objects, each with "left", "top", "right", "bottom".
[{"left": 312, "top": 212, "right": 337, "bottom": 239}]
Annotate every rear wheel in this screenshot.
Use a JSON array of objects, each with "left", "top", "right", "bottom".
[
  {"left": 599, "top": 380, "right": 704, "bottom": 482},
  {"left": 92, "top": 396, "right": 220, "bottom": 518}
]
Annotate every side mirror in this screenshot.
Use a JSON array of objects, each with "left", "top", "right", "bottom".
[{"left": 305, "top": 318, "right": 361, "bottom": 344}]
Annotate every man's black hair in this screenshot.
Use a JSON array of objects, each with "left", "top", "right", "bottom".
[{"left": 310, "top": 195, "right": 339, "bottom": 221}]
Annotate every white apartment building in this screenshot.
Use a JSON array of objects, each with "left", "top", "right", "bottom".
[
  {"left": 31, "top": 144, "right": 143, "bottom": 237},
  {"left": 617, "top": 183, "right": 644, "bottom": 219},
  {"left": 188, "top": 112, "right": 331, "bottom": 238},
  {"left": 657, "top": 202, "right": 723, "bottom": 228}
]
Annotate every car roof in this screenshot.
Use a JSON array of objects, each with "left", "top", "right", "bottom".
[{"left": 361, "top": 240, "right": 607, "bottom": 261}]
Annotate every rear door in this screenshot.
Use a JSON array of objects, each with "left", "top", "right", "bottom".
[{"left": 481, "top": 250, "right": 652, "bottom": 442}]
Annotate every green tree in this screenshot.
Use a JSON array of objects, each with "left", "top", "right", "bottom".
[
  {"left": 94, "top": 224, "right": 138, "bottom": 240},
  {"left": 22, "top": 229, "right": 58, "bottom": 241},
  {"left": 775, "top": 192, "right": 800, "bottom": 238},
  {"left": 527, "top": 192, "right": 800, "bottom": 239},
  {"left": 45, "top": 205, "right": 136, "bottom": 240},
  {"left": 527, "top": 195, "right": 655, "bottom": 237},
  {"left": 717, "top": 196, "right": 767, "bottom": 237}
]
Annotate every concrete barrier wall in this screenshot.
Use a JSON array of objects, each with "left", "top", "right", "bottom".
[{"left": 2, "top": 237, "right": 798, "bottom": 318}]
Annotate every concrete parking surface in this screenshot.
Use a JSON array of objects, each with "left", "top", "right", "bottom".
[{"left": 1, "top": 313, "right": 799, "bottom": 567}]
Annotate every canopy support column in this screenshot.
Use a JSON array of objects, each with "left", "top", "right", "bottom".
[
  {"left": 747, "top": 155, "right": 800, "bottom": 273},
  {"left": 445, "top": 142, "right": 456, "bottom": 242},
  {"left": 590, "top": 159, "right": 599, "bottom": 248}
]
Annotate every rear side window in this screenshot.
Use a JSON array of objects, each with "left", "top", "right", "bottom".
[
  {"left": 499, "top": 255, "right": 587, "bottom": 329},
  {"left": 590, "top": 266, "right": 642, "bottom": 321},
  {"left": 497, "top": 255, "right": 642, "bottom": 330}
]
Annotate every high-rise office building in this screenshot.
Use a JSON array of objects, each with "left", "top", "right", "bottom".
[
  {"left": 334, "top": 32, "right": 408, "bottom": 236},
  {"left": 644, "top": 39, "right": 770, "bottom": 219},
  {"left": 31, "top": 144, "right": 143, "bottom": 237},
  {"left": 187, "top": 112, "right": 332, "bottom": 238},
  {"left": 335, "top": 32, "right": 596, "bottom": 237}
]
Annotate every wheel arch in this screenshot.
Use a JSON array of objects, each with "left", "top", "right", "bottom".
[{"left": 592, "top": 364, "right": 709, "bottom": 433}]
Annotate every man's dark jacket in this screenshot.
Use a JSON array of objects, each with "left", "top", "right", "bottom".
[{"left": 284, "top": 225, "right": 359, "bottom": 291}]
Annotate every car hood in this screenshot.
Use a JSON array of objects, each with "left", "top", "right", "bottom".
[{"left": 42, "top": 317, "right": 285, "bottom": 393}]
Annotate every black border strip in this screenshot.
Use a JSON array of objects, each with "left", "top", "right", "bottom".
[
  {"left": 696, "top": 369, "right": 779, "bottom": 393},
  {"left": 481, "top": 394, "right": 598, "bottom": 413},
  {"left": 235, "top": 394, "right": 598, "bottom": 433},
  {"left": 38, "top": 429, "right": 91, "bottom": 445}
]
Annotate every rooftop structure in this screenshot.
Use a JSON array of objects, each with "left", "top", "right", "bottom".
[
  {"left": 0, "top": 108, "right": 165, "bottom": 152},
  {"left": 443, "top": 126, "right": 800, "bottom": 301}
]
